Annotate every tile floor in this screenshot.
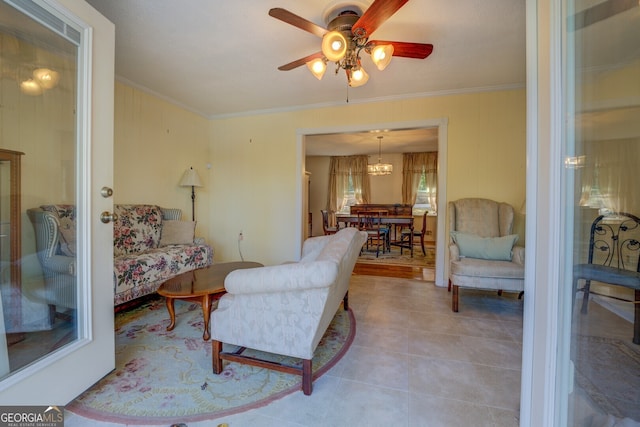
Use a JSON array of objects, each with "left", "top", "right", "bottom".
[{"left": 65, "top": 273, "right": 526, "bottom": 426}]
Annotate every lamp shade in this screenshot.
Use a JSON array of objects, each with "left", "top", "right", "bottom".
[
  {"left": 370, "top": 44, "right": 394, "bottom": 70},
  {"left": 20, "top": 78, "right": 43, "bottom": 96},
  {"left": 179, "top": 167, "right": 203, "bottom": 187},
  {"left": 33, "top": 68, "right": 60, "bottom": 89},
  {"left": 306, "top": 58, "right": 326, "bottom": 80},
  {"left": 321, "top": 31, "right": 347, "bottom": 62},
  {"left": 349, "top": 67, "right": 369, "bottom": 87}
]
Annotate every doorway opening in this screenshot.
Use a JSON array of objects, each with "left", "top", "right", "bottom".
[{"left": 298, "top": 118, "right": 448, "bottom": 287}]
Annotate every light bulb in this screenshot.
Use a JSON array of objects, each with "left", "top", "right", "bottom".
[
  {"left": 306, "top": 58, "right": 326, "bottom": 80},
  {"left": 20, "top": 78, "right": 43, "bottom": 95},
  {"left": 322, "top": 31, "right": 347, "bottom": 62},
  {"left": 370, "top": 44, "right": 394, "bottom": 71},
  {"left": 348, "top": 67, "right": 369, "bottom": 87},
  {"left": 33, "top": 68, "right": 60, "bottom": 89}
]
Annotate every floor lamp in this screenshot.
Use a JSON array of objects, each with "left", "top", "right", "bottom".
[{"left": 179, "top": 167, "right": 203, "bottom": 221}]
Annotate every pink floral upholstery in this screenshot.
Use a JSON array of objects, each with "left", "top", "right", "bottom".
[
  {"left": 113, "top": 205, "right": 163, "bottom": 256},
  {"left": 113, "top": 204, "right": 213, "bottom": 306},
  {"left": 31, "top": 204, "right": 213, "bottom": 308}
]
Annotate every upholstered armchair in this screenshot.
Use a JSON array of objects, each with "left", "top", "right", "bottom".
[
  {"left": 27, "top": 205, "right": 77, "bottom": 322},
  {"left": 448, "top": 198, "right": 525, "bottom": 312}
]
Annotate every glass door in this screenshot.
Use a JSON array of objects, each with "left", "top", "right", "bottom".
[
  {"left": 0, "top": 0, "right": 115, "bottom": 404},
  {"left": 559, "top": 0, "right": 640, "bottom": 425}
]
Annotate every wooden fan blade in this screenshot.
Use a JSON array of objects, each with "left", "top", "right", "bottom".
[
  {"left": 352, "top": 0, "right": 409, "bottom": 38},
  {"left": 269, "top": 8, "right": 326, "bottom": 38},
  {"left": 570, "top": 0, "right": 637, "bottom": 31},
  {"left": 278, "top": 52, "right": 324, "bottom": 71},
  {"left": 369, "top": 40, "right": 433, "bottom": 59}
]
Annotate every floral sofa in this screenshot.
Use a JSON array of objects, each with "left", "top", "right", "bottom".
[
  {"left": 28, "top": 204, "right": 213, "bottom": 313},
  {"left": 113, "top": 204, "right": 213, "bottom": 306}
]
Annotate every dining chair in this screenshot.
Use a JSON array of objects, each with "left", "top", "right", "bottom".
[
  {"left": 321, "top": 209, "right": 338, "bottom": 235},
  {"left": 400, "top": 211, "right": 428, "bottom": 257},
  {"left": 357, "top": 211, "right": 389, "bottom": 257},
  {"left": 573, "top": 212, "right": 640, "bottom": 344}
]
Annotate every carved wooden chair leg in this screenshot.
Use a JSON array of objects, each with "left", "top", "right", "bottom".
[
  {"left": 448, "top": 278, "right": 452, "bottom": 292},
  {"left": 452, "top": 284, "right": 459, "bottom": 312},
  {"left": 212, "top": 340, "right": 223, "bottom": 374},
  {"left": 302, "top": 359, "right": 313, "bottom": 396}
]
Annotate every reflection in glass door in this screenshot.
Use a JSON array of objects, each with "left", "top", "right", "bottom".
[
  {"left": 561, "top": 0, "right": 640, "bottom": 425},
  {"left": 0, "top": 1, "right": 79, "bottom": 380}
]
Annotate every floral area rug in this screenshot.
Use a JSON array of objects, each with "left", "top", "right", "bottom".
[
  {"left": 67, "top": 296, "right": 355, "bottom": 425},
  {"left": 574, "top": 334, "right": 640, "bottom": 420},
  {"left": 358, "top": 245, "right": 435, "bottom": 267}
]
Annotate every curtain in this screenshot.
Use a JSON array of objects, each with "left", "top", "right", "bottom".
[
  {"left": 579, "top": 138, "right": 640, "bottom": 215},
  {"left": 327, "top": 155, "right": 370, "bottom": 226},
  {"left": 402, "top": 152, "right": 438, "bottom": 211}
]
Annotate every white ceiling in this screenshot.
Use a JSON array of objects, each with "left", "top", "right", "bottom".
[
  {"left": 84, "top": 0, "right": 527, "bottom": 119},
  {"left": 82, "top": 0, "right": 639, "bottom": 155}
]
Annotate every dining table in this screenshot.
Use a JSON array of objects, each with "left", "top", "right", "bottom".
[{"left": 335, "top": 213, "right": 415, "bottom": 256}]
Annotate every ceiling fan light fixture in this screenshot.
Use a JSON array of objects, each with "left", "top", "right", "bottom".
[
  {"left": 19, "top": 78, "right": 43, "bottom": 96},
  {"left": 371, "top": 44, "right": 394, "bottom": 70},
  {"left": 321, "top": 31, "right": 347, "bottom": 61},
  {"left": 348, "top": 66, "right": 369, "bottom": 87},
  {"left": 33, "top": 68, "right": 60, "bottom": 89},
  {"left": 306, "top": 58, "right": 327, "bottom": 80}
]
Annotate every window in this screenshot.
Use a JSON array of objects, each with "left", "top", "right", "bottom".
[
  {"left": 338, "top": 173, "right": 356, "bottom": 213},
  {"left": 413, "top": 170, "right": 436, "bottom": 215}
]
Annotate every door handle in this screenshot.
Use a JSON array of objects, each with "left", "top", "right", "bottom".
[
  {"left": 100, "top": 211, "right": 118, "bottom": 223},
  {"left": 100, "top": 186, "right": 113, "bottom": 198}
]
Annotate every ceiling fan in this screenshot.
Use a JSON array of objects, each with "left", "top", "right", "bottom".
[{"left": 268, "top": 0, "right": 433, "bottom": 87}]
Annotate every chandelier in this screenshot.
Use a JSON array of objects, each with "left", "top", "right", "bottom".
[
  {"left": 305, "top": 10, "right": 394, "bottom": 87},
  {"left": 368, "top": 136, "right": 393, "bottom": 176}
]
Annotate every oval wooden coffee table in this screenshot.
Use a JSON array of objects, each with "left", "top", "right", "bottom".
[{"left": 157, "top": 261, "right": 262, "bottom": 340}]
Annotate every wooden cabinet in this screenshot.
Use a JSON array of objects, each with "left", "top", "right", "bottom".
[{"left": 0, "top": 149, "right": 24, "bottom": 332}]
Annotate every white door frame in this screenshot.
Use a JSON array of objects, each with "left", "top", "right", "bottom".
[{"left": 519, "top": 0, "right": 565, "bottom": 425}]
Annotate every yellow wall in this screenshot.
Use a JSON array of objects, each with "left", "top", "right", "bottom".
[
  {"left": 209, "top": 89, "right": 527, "bottom": 264},
  {"left": 110, "top": 85, "right": 526, "bottom": 265},
  {"left": 113, "top": 82, "right": 211, "bottom": 239}
]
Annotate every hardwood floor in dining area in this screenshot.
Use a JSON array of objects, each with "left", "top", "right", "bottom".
[{"left": 353, "top": 262, "right": 430, "bottom": 281}]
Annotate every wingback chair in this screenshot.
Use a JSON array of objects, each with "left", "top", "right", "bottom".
[{"left": 448, "top": 198, "right": 525, "bottom": 312}]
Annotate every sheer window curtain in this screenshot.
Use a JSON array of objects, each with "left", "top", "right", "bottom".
[
  {"left": 579, "top": 139, "right": 640, "bottom": 215},
  {"left": 327, "top": 155, "right": 370, "bottom": 226},
  {"left": 402, "top": 152, "right": 438, "bottom": 210}
]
